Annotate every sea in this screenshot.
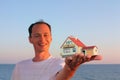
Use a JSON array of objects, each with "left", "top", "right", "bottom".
[{"left": 0, "top": 64, "right": 120, "bottom": 80}]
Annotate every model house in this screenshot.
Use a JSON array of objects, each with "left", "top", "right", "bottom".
[{"left": 60, "top": 36, "right": 98, "bottom": 58}]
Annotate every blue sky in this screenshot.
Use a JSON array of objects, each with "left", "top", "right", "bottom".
[{"left": 0, "top": 0, "right": 120, "bottom": 64}]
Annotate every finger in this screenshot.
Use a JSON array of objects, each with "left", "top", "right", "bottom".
[
  {"left": 72, "top": 54, "right": 79, "bottom": 63},
  {"left": 73, "top": 53, "right": 85, "bottom": 62},
  {"left": 83, "top": 55, "right": 91, "bottom": 62},
  {"left": 90, "top": 55, "right": 102, "bottom": 60},
  {"left": 65, "top": 53, "right": 89, "bottom": 70},
  {"left": 67, "top": 53, "right": 84, "bottom": 70},
  {"left": 77, "top": 53, "right": 85, "bottom": 63},
  {"left": 68, "top": 54, "right": 78, "bottom": 68},
  {"left": 65, "top": 56, "right": 73, "bottom": 65}
]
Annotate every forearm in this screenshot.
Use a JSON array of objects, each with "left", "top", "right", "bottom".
[
  {"left": 56, "top": 54, "right": 102, "bottom": 80},
  {"left": 56, "top": 65, "right": 77, "bottom": 80}
]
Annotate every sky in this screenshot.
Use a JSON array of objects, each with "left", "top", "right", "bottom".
[{"left": 0, "top": 0, "right": 120, "bottom": 64}]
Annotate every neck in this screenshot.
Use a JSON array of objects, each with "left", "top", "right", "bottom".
[{"left": 32, "top": 51, "right": 51, "bottom": 62}]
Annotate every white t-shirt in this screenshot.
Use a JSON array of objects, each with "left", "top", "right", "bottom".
[{"left": 11, "top": 56, "right": 65, "bottom": 80}]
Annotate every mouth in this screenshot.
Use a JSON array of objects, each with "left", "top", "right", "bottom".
[{"left": 38, "top": 43, "right": 47, "bottom": 46}]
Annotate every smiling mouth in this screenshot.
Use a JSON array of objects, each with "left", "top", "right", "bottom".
[{"left": 38, "top": 43, "right": 47, "bottom": 46}]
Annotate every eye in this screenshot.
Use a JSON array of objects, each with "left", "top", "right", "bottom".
[
  {"left": 32, "top": 34, "right": 40, "bottom": 38},
  {"left": 44, "top": 34, "right": 49, "bottom": 37},
  {"left": 34, "top": 35, "right": 40, "bottom": 37}
]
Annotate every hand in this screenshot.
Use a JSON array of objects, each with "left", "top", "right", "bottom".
[{"left": 65, "top": 53, "right": 102, "bottom": 70}]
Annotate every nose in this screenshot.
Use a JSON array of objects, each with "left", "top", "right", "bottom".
[{"left": 39, "top": 35, "right": 45, "bottom": 42}]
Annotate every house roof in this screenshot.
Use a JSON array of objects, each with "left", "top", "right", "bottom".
[
  {"left": 82, "top": 46, "right": 97, "bottom": 49},
  {"left": 60, "top": 36, "right": 86, "bottom": 48},
  {"left": 69, "top": 36, "right": 86, "bottom": 47}
]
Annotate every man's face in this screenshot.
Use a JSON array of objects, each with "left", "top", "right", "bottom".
[{"left": 29, "top": 24, "right": 52, "bottom": 53}]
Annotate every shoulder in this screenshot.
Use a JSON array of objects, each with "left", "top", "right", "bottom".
[{"left": 16, "top": 59, "right": 32, "bottom": 66}]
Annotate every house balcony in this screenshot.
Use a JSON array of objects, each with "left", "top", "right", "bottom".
[{"left": 63, "top": 44, "right": 75, "bottom": 48}]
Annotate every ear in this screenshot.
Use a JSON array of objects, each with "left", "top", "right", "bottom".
[
  {"left": 50, "top": 35, "right": 52, "bottom": 42},
  {"left": 29, "top": 37, "right": 32, "bottom": 44},
  {"left": 50, "top": 34, "right": 52, "bottom": 41},
  {"left": 51, "top": 37, "right": 52, "bottom": 41}
]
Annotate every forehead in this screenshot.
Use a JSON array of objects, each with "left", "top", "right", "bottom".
[{"left": 32, "top": 24, "right": 51, "bottom": 34}]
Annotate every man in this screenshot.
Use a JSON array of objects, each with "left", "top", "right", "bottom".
[{"left": 11, "top": 20, "right": 102, "bottom": 80}]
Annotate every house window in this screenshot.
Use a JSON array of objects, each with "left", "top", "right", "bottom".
[
  {"left": 73, "top": 48, "right": 76, "bottom": 52},
  {"left": 95, "top": 49, "right": 98, "bottom": 52},
  {"left": 63, "top": 48, "right": 70, "bottom": 53},
  {"left": 66, "top": 41, "right": 72, "bottom": 45}
]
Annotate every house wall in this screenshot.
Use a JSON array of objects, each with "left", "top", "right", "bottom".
[
  {"left": 85, "top": 49, "right": 93, "bottom": 56},
  {"left": 78, "top": 47, "right": 83, "bottom": 53},
  {"left": 60, "top": 38, "right": 82, "bottom": 57},
  {"left": 93, "top": 47, "right": 98, "bottom": 55},
  {"left": 61, "top": 48, "right": 74, "bottom": 55},
  {"left": 84, "top": 47, "right": 98, "bottom": 56}
]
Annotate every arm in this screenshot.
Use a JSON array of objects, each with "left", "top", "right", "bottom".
[
  {"left": 11, "top": 64, "right": 21, "bottom": 80},
  {"left": 56, "top": 53, "right": 102, "bottom": 80}
]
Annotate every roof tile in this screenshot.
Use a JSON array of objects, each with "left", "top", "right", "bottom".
[{"left": 69, "top": 36, "right": 86, "bottom": 47}]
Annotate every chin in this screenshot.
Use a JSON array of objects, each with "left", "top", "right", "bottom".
[{"left": 38, "top": 49, "right": 48, "bottom": 53}]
